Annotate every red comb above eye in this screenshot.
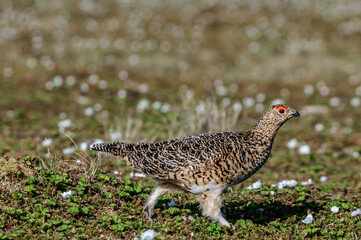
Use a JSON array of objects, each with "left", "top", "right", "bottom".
[{"left": 276, "top": 105, "right": 287, "bottom": 111}]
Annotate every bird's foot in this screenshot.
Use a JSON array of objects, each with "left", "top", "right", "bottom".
[{"left": 143, "top": 205, "right": 153, "bottom": 220}]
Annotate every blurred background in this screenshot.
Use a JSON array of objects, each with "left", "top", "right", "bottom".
[{"left": 1, "top": 0, "right": 360, "bottom": 187}]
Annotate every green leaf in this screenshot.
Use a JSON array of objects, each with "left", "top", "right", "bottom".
[
  {"left": 110, "top": 224, "right": 125, "bottom": 231},
  {"left": 101, "top": 192, "right": 113, "bottom": 199},
  {"left": 96, "top": 174, "right": 110, "bottom": 182},
  {"left": 46, "top": 200, "right": 58, "bottom": 206},
  {"left": 101, "top": 216, "right": 112, "bottom": 222},
  {"left": 37, "top": 205, "right": 49, "bottom": 214},
  {"left": 235, "top": 219, "right": 246, "bottom": 226},
  {"left": 67, "top": 207, "right": 79, "bottom": 216},
  {"left": 25, "top": 177, "right": 39, "bottom": 185},
  {"left": 118, "top": 191, "right": 131, "bottom": 199},
  {"left": 81, "top": 207, "right": 90, "bottom": 215},
  {"left": 25, "top": 185, "right": 37, "bottom": 193},
  {"left": 111, "top": 216, "right": 122, "bottom": 224},
  {"left": 174, "top": 215, "right": 182, "bottom": 222},
  {"left": 41, "top": 222, "right": 52, "bottom": 230},
  {"left": 56, "top": 224, "right": 72, "bottom": 232},
  {"left": 12, "top": 192, "right": 24, "bottom": 200},
  {"left": 133, "top": 182, "right": 142, "bottom": 193},
  {"left": 166, "top": 207, "right": 180, "bottom": 216}
]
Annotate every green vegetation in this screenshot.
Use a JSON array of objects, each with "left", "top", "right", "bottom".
[
  {"left": 0, "top": 156, "right": 360, "bottom": 239},
  {"left": 0, "top": 0, "right": 360, "bottom": 239}
]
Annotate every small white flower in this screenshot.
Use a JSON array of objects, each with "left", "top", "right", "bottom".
[
  {"left": 221, "top": 98, "right": 231, "bottom": 107},
  {"left": 152, "top": 101, "right": 162, "bottom": 110},
  {"left": 80, "top": 83, "right": 89, "bottom": 92},
  {"left": 216, "top": 86, "right": 228, "bottom": 96},
  {"left": 255, "top": 103, "right": 264, "bottom": 112},
  {"left": 118, "top": 70, "right": 128, "bottom": 80},
  {"left": 304, "top": 85, "right": 314, "bottom": 95},
  {"left": 62, "top": 147, "right": 75, "bottom": 155},
  {"left": 140, "top": 229, "right": 157, "bottom": 240},
  {"left": 168, "top": 201, "right": 176, "bottom": 207},
  {"left": 287, "top": 138, "right": 298, "bottom": 149},
  {"left": 273, "top": 180, "right": 297, "bottom": 190},
  {"left": 256, "top": 93, "right": 266, "bottom": 102},
  {"left": 246, "top": 180, "right": 262, "bottom": 190},
  {"left": 134, "top": 172, "right": 146, "bottom": 178},
  {"left": 350, "top": 97, "right": 360, "bottom": 107},
  {"left": 65, "top": 75, "right": 76, "bottom": 86},
  {"left": 138, "top": 83, "right": 149, "bottom": 93},
  {"left": 61, "top": 190, "right": 72, "bottom": 198},
  {"left": 58, "top": 119, "right": 72, "bottom": 129},
  {"left": 351, "top": 209, "right": 361, "bottom": 217},
  {"left": 98, "top": 80, "right": 108, "bottom": 89},
  {"left": 286, "top": 180, "right": 297, "bottom": 187},
  {"left": 53, "top": 75, "right": 63, "bottom": 87},
  {"left": 109, "top": 129, "right": 122, "bottom": 141},
  {"left": 6, "top": 110, "right": 14, "bottom": 118},
  {"left": 301, "top": 179, "right": 312, "bottom": 186},
  {"left": 79, "top": 142, "right": 88, "bottom": 151},
  {"left": 271, "top": 98, "right": 285, "bottom": 105},
  {"left": 320, "top": 176, "right": 328, "bottom": 182},
  {"left": 76, "top": 159, "right": 82, "bottom": 166},
  {"left": 302, "top": 213, "right": 313, "bottom": 224},
  {"left": 270, "top": 191, "right": 275, "bottom": 195},
  {"left": 84, "top": 107, "right": 94, "bottom": 116},
  {"left": 42, "top": 138, "right": 53, "bottom": 147},
  {"left": 195, "top": 104, "right": 205, "bottom": 114},
  {"left": 137, "top": 99, "right": 149, "bottom": 112},
  {"left": 299, "top": 144, "right": 310, "bottom": 155},
  {"left": 243, "top": 97, "right": 255, "bottom": 107},
  {"left": 160, "top": 103, "right": 171, "bottom": 113},
  {"left": 117, "top": 89, "right": 127, "bottom": 99},
  {"left": 330, "top": 206, "right": 339, "bottom": 213},
  {"left": 319, "top": 86, "right": 329, "bottom": 96},
  {"left": 329, "top": 97, "right": 340, "bottom": 107},
  {"left": 315, "top": 123, "right": 324, "bottom": 132},
  {"left": 232, "top": 102, "right": 243, "bottom": 112}
]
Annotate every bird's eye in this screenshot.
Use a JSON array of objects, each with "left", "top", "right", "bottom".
[{"left": 276, "top": 105, "right": 287, "bottom": 114}]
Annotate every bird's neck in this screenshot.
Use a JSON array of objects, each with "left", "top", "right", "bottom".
[{"left": 251, "top": 118, "right": 282, "bottom": 142}]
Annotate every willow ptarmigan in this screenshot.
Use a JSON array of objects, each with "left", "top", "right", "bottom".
[{"left": 91, "top": 104, "right": 300, "bottom": 227}]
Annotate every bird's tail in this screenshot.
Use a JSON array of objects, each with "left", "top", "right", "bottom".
[
  {"left": 90, "top": 142, "right": 125, "bottom": 156},
  {"left": 90, "top": 141, "right": 151, "bottom": 173}
]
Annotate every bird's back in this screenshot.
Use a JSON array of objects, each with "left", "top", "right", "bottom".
[{"left": 91, "top": 130, "right": 272, "bottom": 191}]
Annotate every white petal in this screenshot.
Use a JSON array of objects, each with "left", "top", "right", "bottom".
[
  {"left": 330, "top": 206, "right": 339, "bottom": 213},
  {"left": 42, "top": 138, "right": 53, "bottom": 147},
  {"left": 61, "top": 190, "right": 72, "bottom": 198},
  {"left": 320, "top": 176, "right": 328, "bottom": 182},
  {"left": 140, "top": 229, "right": 157, "bottom": 240},
  {"left": 351, "top": 209, "right": 361, "bottom": 217},
  {"left": 302, "top": 213, "right": 313, "bottom": 224}
]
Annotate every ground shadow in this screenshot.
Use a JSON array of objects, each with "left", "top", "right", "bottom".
[{"left": 223, "top": 199, "right": 323, "bottom": 225}]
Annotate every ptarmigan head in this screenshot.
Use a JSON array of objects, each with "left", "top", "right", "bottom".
[{"left": 252, "top": 104, "right": 300, "bottom": 136}]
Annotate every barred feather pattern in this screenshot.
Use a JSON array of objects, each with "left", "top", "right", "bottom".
[
  {"left": 91, "top": 131, "right": 272, "bottom": 189},
  {"left": 90, "top": 104, "right": 300, "bottom": 226}
]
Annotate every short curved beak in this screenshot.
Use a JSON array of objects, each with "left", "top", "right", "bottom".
[{"left": 292, "top": 111, "right": 300, "bottom": 117}]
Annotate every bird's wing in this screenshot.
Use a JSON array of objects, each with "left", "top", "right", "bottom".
[
  {"left": 128, "top": 132, "right": 247, "bottom": 179},
  {"left": 91, "top": 131, "right": 247, "bottom": 181}
]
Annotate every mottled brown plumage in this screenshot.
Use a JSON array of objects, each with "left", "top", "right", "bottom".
[{"left": 91, "top": 104, "right": 300, "bottom": 226}]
